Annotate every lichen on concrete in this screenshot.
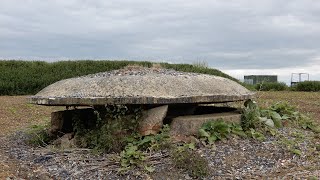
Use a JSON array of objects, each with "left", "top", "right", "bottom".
[{"left": 29, "top": 67, "right": 254, "bottom": 106}]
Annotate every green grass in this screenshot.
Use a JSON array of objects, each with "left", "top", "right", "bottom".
[{"left": 0, "top": 60, "right": 238, "bottom": 95}]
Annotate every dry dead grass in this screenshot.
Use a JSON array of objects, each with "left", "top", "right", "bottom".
[
  {"left": 0, "top": 96, "right": 63, "bottom": 136},
  {"left": 0, "top": 96, "right": 63, "bottom": 178}
]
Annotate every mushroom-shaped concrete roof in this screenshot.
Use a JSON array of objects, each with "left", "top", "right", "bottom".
[{"left": 29, "top": 67, "right": 254, "bottom": 106}]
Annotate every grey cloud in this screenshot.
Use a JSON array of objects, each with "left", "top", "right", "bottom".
[{"left": 0, "top": 0, "right": 320, "bottom": 71}]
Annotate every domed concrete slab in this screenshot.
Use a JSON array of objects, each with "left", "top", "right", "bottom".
[{"left": 29, "top": 67, "right": 254, "bottom": 106}]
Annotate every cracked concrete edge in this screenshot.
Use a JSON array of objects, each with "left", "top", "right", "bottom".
[{"left": 28, "top": 93, "right": 255, "bottom": 106}]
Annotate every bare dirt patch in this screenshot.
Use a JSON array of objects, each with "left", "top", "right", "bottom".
[
  {"left": 0, "top": 96, "right": 62, "bottom": 136},
  {"left": 0, "top": 96, "right": 62, "bottom": 179}
]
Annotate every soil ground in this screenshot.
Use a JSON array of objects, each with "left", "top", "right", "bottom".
[
  {"left": 0, "top": 96, "right": 62, "bottom": 179},
  {"left": 0, "top": 92, "right": 319, "bottom": 179}
]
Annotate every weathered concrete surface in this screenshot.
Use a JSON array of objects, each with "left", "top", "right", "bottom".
[
  {"left": 29, "top": 67, "right": 254, "bottom": 106},
  {"left": 170, "top": 112, "right": 241, "bottom": 139},
  {"left": 50, "top": 111, "right": 64, "bottom": 136},
  {"left": 138, "top": 105, "right": 168, "bottom": 136}
]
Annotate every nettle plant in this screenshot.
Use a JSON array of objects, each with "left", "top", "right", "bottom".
[
  {"left": 242, "top": 100, "right": 320, "bottom": 134},
  {"left": 120, "top": 124, "right": 171, "bottom": 170},
  {"left": 199, "top": 119, "right": 246, "bottom": 144},
  {"left": 72, "top": 105, "right": 143, "bottom": 153},
  {"left": 199, "top": 99, "right": 320, "bottom": 144}
]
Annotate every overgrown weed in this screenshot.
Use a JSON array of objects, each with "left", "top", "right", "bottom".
[
  {"left": 73, "top": 105, "right": 143, "bottom": 153},
  {"left": 119, "top": 124, "right": 171, "bottom": 172},
  {"left": 26, "top": 124, "right": 52, "bottom": 147},
  {"left": 171, "top": 142, "right": 209, "bottom": 178}
]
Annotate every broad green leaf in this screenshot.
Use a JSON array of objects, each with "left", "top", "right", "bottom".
[
  {"left": 258, "top": 117, "right": 268, "bottom": 122},
  {"left": 144, "top": 165, "right": 155, "bottom": 173},
  {"left": 265, "top": 119, "right": 275, "bottom": 128},
  {"left": 248, "top": 129, "right": 265, "bottom": 141},
  {"left": 268, "top": 128, "right": 277, "bottom": 136},
  {"left": 215, "top": 132, "right": 223, "bottom": 140},
  {"left": 281, "top": 115, "right": 290, "bottom": 120},
  {"left": 244, "top": 99, "right": 258, "bottom": 109},
  {"left": 270, "top": 111, "right": 281, "bottom": 120},
  {"left": 125, "top": 144, "right": 138, "bottom": 155},
  {"left": 309, "top": 125, "right": 320, "bottom": 133},
  {"left": 187, "top": 142, "right": 196, "bottom": 150},
  {"left": 199, "top": 128, "right": 210, "bottom": 138},
  {"left": 259, "top": 117, "right": 274, "bottom": 127},
  {"left": 120, "top": 160, "right": 129, "bottom": 167},
  {"left": 291, "top": 149, "right": 302, "bottom": 156},
  {"left": 208, "top": 136, "right": 217, "bottom": 144},
  {"left": 301, "top": 123, "right": 308, "bottom": 129},
  {"left": 232, "top": 129, "right": 247, "bottom": 137},
  {"left": 138, "top": 136, "right": 153, "bottom": 146},
  {"left": 271, "top": 111, "right": 282, "bottom": 128},
  {"left": 254, "top": 133, "right": 265, "bottom": 141}
]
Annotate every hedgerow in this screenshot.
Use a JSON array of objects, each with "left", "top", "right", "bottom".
[
  {"left": 0, "top": 60, "right": 238, "bottom": 95},
  {"left": 295, "top": 81, "right": 320, "bottom": 92},
  {"left": 255, "top": 82, "right": 288, "bottom": 91}
]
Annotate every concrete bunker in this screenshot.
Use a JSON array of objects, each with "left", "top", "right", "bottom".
[{"left": 29, "top": 67, "right": 254, "bottom": 144}]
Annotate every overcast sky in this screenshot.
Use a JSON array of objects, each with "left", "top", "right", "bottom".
[{"left": 1, "top": 0, "right": 319, "bottom": 83}]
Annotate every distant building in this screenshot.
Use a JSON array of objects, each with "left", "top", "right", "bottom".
[{"left": 244, "top": 75, "right": 277, "bottom": 85}]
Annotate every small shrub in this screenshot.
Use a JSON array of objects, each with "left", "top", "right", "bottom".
[
  {"left": 240, "top": 100, "right": 320, "bottom": 143},
  {"left": 171, "top": 145, "right": 209, "bottom": 178},
  {"left": 295, "top": 81, "right": 320, "bottom": 92},
  {"left": 241, "top": 100, "right": 320, "bottom": 134},
  {"left": 199, "top": 119, "right": 246, "bottom": 144},
  {"left": 26, "top": 124, "right": 52, "bottom": 147},
  {"left": 120, "top": 143, "right": 146, "bottom": 168},
  {"left": 246, "top": 128, "right": 266, "bottom": 141},
  {"left": 241, "top": 100, "right": 262, "bottom": 130},
  {"left": 120, "top": 125, "right": 171, "bottom": 168},
  {"left": 255, "top": 82, "right": 288, "bottom": 91},
  {"left": 73, "top": 105, "right": 143, "bottom": 153},
  {"left": 270, "top": 102, "right": 320, "bottom": 133}
]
